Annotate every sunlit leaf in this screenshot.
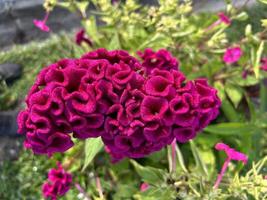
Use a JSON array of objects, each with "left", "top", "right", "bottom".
[
  {"left": 82, "top": 138, "right": 104, "bottom": 171},
  {"left": 130, "top": 160, "right": 166, "bottom": 184},
  {"left": 190, "top": 141, "right": 208, "bottom": 176},
  {"left": 205, "top": 123, "right": 258, "bottom": 135},
  {"left": 225, "top": 82, "right": 243, "bottom": 108},
  {"left": 253, "top": 41, "right": 264, "bottom": 79}
]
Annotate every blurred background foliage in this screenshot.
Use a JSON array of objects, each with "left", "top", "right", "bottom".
[{"left": 0, "top": 0, "right": 267, "bottom": 199}]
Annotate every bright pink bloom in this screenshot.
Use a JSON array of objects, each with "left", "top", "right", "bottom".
[
  {"left": 260, "top": 58, "right": 267, "bottom": 71},
  {"left": 215, "top": 142, "right": 248, "bottom": 164},
  {"left": 140, "top": 182, "right": 150, "bottom": 192},
  {"left": 33, "top": 12, "right": 50, "bottom": 32},
  {"left": 42, "top": 162, "right": 72, "bottom": 200},
  {"left": 223, "top": 47, "right": 243, "bottom": 64},
  {"left": 75, "top": 29, "right": 93, "bottom": 47},
  {"left": 205, "top": 12, "right": 231, "bottom": 31},
  {"left": 218, "top": 12, "right": 231, "bottom": 25},
  {"left": 214, "top": 142, "right": 248, "bottom": 188}
]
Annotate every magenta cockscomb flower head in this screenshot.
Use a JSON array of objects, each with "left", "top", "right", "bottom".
[
  {"left": 218, "top": 12, "right": 231, "bottom": 25},
  {"left": 223, "top": 47, "right": 243, "bottom": 64},
  {"left": 137, "top": 48, "right": 179, "bottom": 75},
  {"left": 17, "top": 48, "right": 220, "bottom": 162},
  {"left": 42, "top": 162, "right": 72, "bottom": 200},
  {"left": 260, "top": 58, "right": 267, "bottom": 71},
  {"left": 140, "top": 182, "right": 150, "bottom": 192},
  {"left": 33, "top": 12, "right": 50, "bottom": 32},
  {"left": 214, "top": 142, "right": 248, "bottom": 189},
  {"left": 75, "top": 29, "right": 93, "bottom": 47}
]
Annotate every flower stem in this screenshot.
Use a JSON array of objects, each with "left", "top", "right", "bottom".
[
  {"left": 205, "top": 20, "right": 221, "bottom": 31},
  {"left": 75, "top": 183, "right": 91, "bottom": 200},
  {"left": 43, "top": 12, "right": 49, "bottom": 23},
  {"left": 214, "top": 157, "right": 231, "bottom": 189},
  {"left": 171, "top": 139, "right": 176, "bottom": 173},
  {"left": 96, "top": 176, "right": 104, "bottom": 199}
]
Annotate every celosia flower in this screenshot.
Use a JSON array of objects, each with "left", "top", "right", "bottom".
[
  {"left": 17, "top": 48, "right": 221, "bottom": 162},
  {"left": 42, "top": 162, "right": 72, "bottom": 200},
  {"left": 223, "top": 47, "right": 243, "bottom": 64},
  {"left": 140, "top": 182, "right": 150, "bottom": 192},
  {"left": 214, "top": 142, "right": 248, "bottom": 189},
  {"left": 33, "top": 12, "right": 50, "bottom": 32},
  {"left": 260, "top": 58, "right": 267, "bottom": 71},
  {"left": 218, "top": 12, "right": 231, "bottom": 25},
  {"left": 75, "top": 29, "right": 93, "bottom": 47}
]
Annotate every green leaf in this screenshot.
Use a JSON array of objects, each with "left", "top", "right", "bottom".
[
  {"left": 172, "top": 26, "right": 196, "bottom": 37},
  {"left": 225, "top": 82, "right": 243, "bottom": 108},
  {"left": 245, "top": 24, "right": 252, "bottom": 37},
  {"left": 221, "top": 99, "right": 240, "bottom": 122},
  {"left": 232, "top": 75, "right": 259, "bottom": 87},
  {"left": 130, "top": 160, "right": 166, "bottom": 184},
  {"left": 189, "top": 141, "right": 208, "bottom": 177},
  {"left": 260, "top": 80, "right": 267, "bottom": 113},
  {"left": 57, "top": 2, "right": 74, "bottom": 11},
  {"left": 134, "top": 186, "right": 175, "bottom": 200},
  {"left": 204, "top": 123, "right": 257, "bottom": 135},
  {"left": 214, "top": 82, "right": 239, "bottom": 122},
  {"left": 76, "top": 2, "right": 89, "bottom": 17},
  {"left": 175, "top": 144, "right": 188, "bottom": 173},
  {"left": 83, "top": 16, "right": 100, "bottom": 45},
  {"left": 262, "top": 19, "right": 267, "bottom": 28},
  {"left": 234, "top": 12, "right": 248, "bottom": 21},
  {"left": 113, "top": 184, "right": 138, "bottom": 199},
  {"left": 254, "top": 41, "right": 264, "bottom": 79},
  {"left": 108, "top": 31, "right": 121, "bottom": 50},
  {"left": 82, "top": 138, "right": 104, "bottom": 171},
  {"left": 258, "top": 0, "right": 267, "bottom": 4},
  {"left": 244, "top": 93, "right": 256, "bottom": 122},
  {"left": 137, "top": 33, "right": 171, "bottom": 50}
]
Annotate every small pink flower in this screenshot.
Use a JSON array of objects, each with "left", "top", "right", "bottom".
[
  {"left": 260, "top": 58, "right": 267, "bottom": 71},
  {"left": 214, "top": 142, "right": 248, "bottom": 189},
  {"left": 75, "top": 29, "right": 93, "bottom": 47},
  {"left": 205, "top": 12, "right": 231, "bottom": 31},
  {"left": 215, "top": 143, "right": 248, "bottom": 164},
  {"left": 140, "top": 182, "right": 150, "bottom": 192},
  {"left": 223, "top": 47, "right": 243, "bottom": 64},
  {"left": 218, "top": 12, "right": 231, "bottom": 25},
  {"left": 42, "top": 162, "right": 72, "bottom": 200},
  {"left": 33, "top": 12, "right": 50, "bottom": 32}
]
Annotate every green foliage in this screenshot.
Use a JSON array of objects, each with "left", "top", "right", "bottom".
[
  {"left": 130, "top": 159, "right": 167, "bottom": 185},
  {"left": 83, "top": 138, "right": 104, "bottom": 171},
  {"left": 0, "top": 34, "right": 82, "bottom": 110}
]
